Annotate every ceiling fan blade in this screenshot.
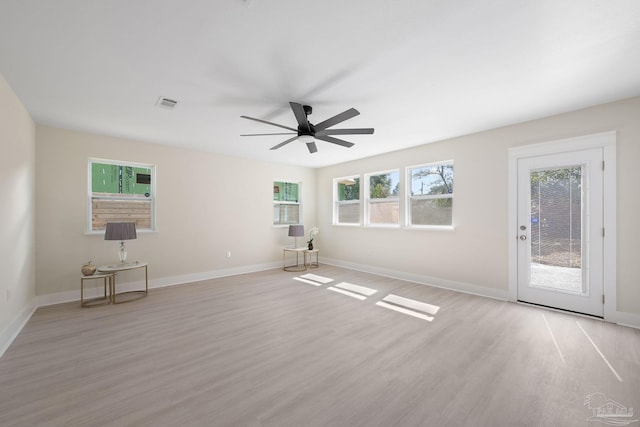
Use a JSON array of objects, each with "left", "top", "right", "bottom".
[
  {"left": 313, "top": 108, "right": 360, "bottom": 131},
  {"left": 240, "top": 115, "right": 297, "bottom": 132},
  {"left": 316, "top": 128, "right": 374, "bottom": 136},
  {"left": 316, "top": 135, "right": 355, "bottom": 148},
  {"left": 289, "top": 102, "right": 311, "bottom": 133},
  {"left": 240, "top": 132, "right": 297, "bottom": 136},
  {"left": 306, "top": 141, "right": 318, "bottom": 154},
  {"left": 270, "top": 136, "right": 299, "bottom": 150}
]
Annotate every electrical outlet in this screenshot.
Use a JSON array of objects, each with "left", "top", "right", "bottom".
[{"left": 226, "top": 251, "right": 232, "bottom": 258}]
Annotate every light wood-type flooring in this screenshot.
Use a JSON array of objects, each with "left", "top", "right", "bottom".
[{"left": 1, "top": 265, "right": 639, "bottom": 426}]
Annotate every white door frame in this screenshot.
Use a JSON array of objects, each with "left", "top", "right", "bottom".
[{"left": 508, "top": 131, "right": 616, "bottom": 319}]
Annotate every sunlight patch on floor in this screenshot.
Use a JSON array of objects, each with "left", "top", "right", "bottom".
[
  {"left": 382, "top": 294, "right": 440, "bottom": 316},
  {"left": 375, "top": 294, "right": 441, "bottom": 322},
  {"left": 299, "top": 274, "right": 334, "bottom": 284},
  {"left": 375, "top": 301, "right": 435, "bottom": 321},
  {"left": 327, "top": 286, "right": 368, "bottom": 300},
  {"left": 542, "top": 313, "right": 566, "bottom": 364},
  {"left": 292, "top": 274, "right": 440, "bottom": 322},
  {"left": 293, "top": 277, "right": 324, "bottom": 286},
  {"left": 334, "top": 282, "right": 378, "bottom": 296},
  {"left": 576, "top": 320, "right": 623, "bottom": 382}
]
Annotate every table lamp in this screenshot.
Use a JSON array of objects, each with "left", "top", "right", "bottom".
[
  {"left": 105, "top": 222, "right": 137, "bottom": 263},
  {"left": 288, "top": 224, "right": 304, "bottom": 248}
]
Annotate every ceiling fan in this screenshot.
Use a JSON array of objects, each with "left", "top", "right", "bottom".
[{"left": 240, "top": 102, "right": 374, "bottom": 153}]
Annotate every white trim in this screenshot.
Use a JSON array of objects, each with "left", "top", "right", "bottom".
[
  {"left": 406, "top": 160, "right": 454, "bottom": 227},
  {"left": 0, "top": 300, "right": 37, "bottom": 358},
  {"left": 365, "top": 223, "right": 401, "bottom": 229},
  {"left": 321, "top": 257, "right": 509, "bottom": 301},
  {"left": 603, "top": 310, "right": 640, "bottom": 330},
  {"left": 3, "top": 252, "right": 639, "bottom": 359},
  {"left": 37, "top": 261, "right": 281, "bottom": 307},
  {"left": 85, "top": 228, "right": 158, "bottom": 236},
  {"left": 507, "top": 149, "right": 519, "bottom": 302},
  {"left": 364, "top": 169, "right": 400, "bottom": 227},
  {"left": 324, "top": 256, "right": 639, "bottom": 328},
  {"left": 273, "top": 180, "right": 302, "bottom": 226},
  {"left": 333, "top": 175, "right": 361, "bottom": 226},
  {"left": 405, "top": 224, "right": 456, "bottom": 232},
  {"left": 602, "top": 142, "right": 617, "bottom": 322},
  {"left": 87, "top": 157, "right": 156, "bottom": 232},
  {"left": 508, "top": 131, "right": 618, "bottom": 321}
]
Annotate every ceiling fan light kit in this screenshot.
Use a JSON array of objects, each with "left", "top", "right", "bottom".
[
  {"left": 298, "top": 135, "right": 314, "bottom": 144},
  {"left": 241, "top": 102, "right": 374, "bottom": 154}
]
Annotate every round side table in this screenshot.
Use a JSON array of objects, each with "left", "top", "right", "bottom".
[
  {"left": 80, "top": 273, "right": 114, "bottom": 307},
  {"left": 305, "top": 249, "right": 319, "bottom": 268}
]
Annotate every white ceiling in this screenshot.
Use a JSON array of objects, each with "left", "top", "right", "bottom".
[{"left": 1, "top": 0, "right": 639, "bottom": 168}]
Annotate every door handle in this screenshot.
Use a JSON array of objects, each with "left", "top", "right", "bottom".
[{"left": 519, "top": 235, "right": 527, "bottom": 241}]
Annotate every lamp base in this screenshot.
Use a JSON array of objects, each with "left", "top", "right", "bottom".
[{"left": 119, "top": 241, "right": 127, "bottom": 263}]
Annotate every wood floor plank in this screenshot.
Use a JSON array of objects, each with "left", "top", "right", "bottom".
[{"left": 1, "top": 266, "right": 639, "bottom": 426}]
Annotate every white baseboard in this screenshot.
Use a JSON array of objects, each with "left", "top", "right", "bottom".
[
  {"left": 3, "top": 262, "right": 279, "bottom": 358},
  {"left": 0, "top": 300, "right": 37, "bottom": 358},
  {"left": 37, "top": 261, "right": 281, "bottom": 307},
  {"left": 608, "top": 310, "right": 640, "bottom": 329},
  {"left": 5, "top": 259, "right": 639, "bottom": 359},
  {"left": 321, "top": 257, "right": 510, "bottom": 301},
  {"left": 322, "top": 257, "right": 640, "bottom": 329}
]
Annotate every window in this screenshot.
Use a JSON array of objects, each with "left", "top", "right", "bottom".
[
  {"left": 407, "top": 161, "right": 454, "bottom": 226},
  {"left": 273, "top": 181, "right": 300, "bottom": 225},
  {"left": 334, "top": 176, "right": 360, "bottom": 225},
  {"left": 89, "top": 159, "right": 155, "bottom": 231},
  {"left": 366, "top": 170, "right": 400, "bottom": 226}
]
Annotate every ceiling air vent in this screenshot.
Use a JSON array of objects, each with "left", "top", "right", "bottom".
[{"left": 156, "top": 96, "right": 178, "bottom": 110}]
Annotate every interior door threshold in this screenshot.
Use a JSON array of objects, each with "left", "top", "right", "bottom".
[{"left": 516, "top": 300, "right": 604, "bottom": 320}]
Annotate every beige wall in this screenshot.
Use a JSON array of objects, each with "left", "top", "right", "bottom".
[
  {"left": 0, "top": 74, "right": 36, "bottom": 340},
  {"left": 7, "top": 86, "right": 639, "bottom": 327},
  {"left": 35, "top": 125, "right": 316, "bottom": 296},
  {"left": 316, "top": 97, "right": 640, "bottom": 316}
]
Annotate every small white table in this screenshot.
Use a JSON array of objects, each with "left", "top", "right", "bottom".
[
  {"left": 283, "top": 248, "right": 307, "bottom": 272},
  {"left": 97, "top": 261, "right": 148, "bottom": 304}
]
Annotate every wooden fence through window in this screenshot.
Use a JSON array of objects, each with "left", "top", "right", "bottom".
[{"left": 91, "top": 199, "right": 152, "bottom": 230}]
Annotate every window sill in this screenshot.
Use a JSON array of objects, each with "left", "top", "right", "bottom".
[
  {"left": 364, "top": 224, "right": 401, "bottom": 229},
  {"left": 85, "top": 229, "right": 157, "bottom": 236},
  {"left": 405, "top": 225, "right": 456, "bottom": 232}
]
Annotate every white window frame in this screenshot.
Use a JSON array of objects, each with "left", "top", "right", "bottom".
[
  {"left": 273, "top": 180, "right": 302, "bottom": 227},
  {"left": 406, "top": 160, "right": 454, "bottom": 229},
  {"left": 365, "top": 169, "right": 400, "bottom": 227},
  {"left": 333, "top": 175, "right": 361, "bottom": 226},
  {"left": 88, "top": 158, "right": 156, "bottom": 233}
]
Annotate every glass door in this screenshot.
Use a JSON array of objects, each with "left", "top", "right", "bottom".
[{"left": 517, "top": 148, "right": 603, "bottom": 316}]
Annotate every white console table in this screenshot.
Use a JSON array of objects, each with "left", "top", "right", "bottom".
[{"left": 97, "top": 261, "right": 148, "bottom": 304}]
